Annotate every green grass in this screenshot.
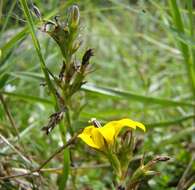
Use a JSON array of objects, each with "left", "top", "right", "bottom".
[{"left": 0, "top": 0, "right": 195, "bottom": 189}]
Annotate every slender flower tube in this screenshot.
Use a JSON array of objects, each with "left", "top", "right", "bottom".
[{"left": 78, "top": 118, "right": 145, "bottom": 150}]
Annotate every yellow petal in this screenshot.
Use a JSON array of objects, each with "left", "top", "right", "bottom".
[
  {"left": 98, "top": 118, "right": 145, "bottom": 144},
  {"left": 114, "top": 118, "right": 146, "bottom": 132},
  {"left": 134, "top": 121, "right": 146, "bottom": 132},
  {"left": 78, "top": 126, "right": 105, "bottom": 149},
  {"left": 98, "top": 121, "right": 120, "bottom": 144}
]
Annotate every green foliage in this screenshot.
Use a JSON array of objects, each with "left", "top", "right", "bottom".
[{"left": 0, "top": 0, "right": 195, "bottom": 189}]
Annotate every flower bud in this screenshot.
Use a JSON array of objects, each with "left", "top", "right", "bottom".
[{"left": 69, "top": 5, "right": 80, "bottom": 29}]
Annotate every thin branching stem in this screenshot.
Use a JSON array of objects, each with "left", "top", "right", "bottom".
[
  {"left": 0, "top": 93, "right": 19, "bottom": 139},
  {"left": 0, "top": 131, "right": 80, "bottom": 181}
]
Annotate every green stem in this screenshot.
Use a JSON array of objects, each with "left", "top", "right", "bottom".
[
  {"left": 59, "top": 149, "right": 70, "bottom": 190},
  {"left": 58, "top": 117, "right": 70, "bottom": 190},
  {"left": 19, "top": 0, "right": 58, "bottom": 106}
]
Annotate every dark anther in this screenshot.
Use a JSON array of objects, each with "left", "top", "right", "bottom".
[
  {"left": 90, "top": 118, "right": 101, "bottom": 128},
  {"left": 81, "top": 49, "right": 94, "bottom": 66}
]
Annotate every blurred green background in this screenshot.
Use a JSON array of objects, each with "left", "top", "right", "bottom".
[{"left": 0, "top": 0, "right": 195, "bottom": 189}]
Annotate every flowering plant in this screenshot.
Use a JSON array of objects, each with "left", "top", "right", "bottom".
[
  {"left": 79, "top": 118, "right": 169, "bottom": 189},
  {"left": 78, "top": 118, "right": 145, "bottom": 150}
]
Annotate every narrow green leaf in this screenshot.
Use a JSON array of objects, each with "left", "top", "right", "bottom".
[
  {"left": 187, "top": 0, "right": 195, "bottom": 98},
  {"left": 58, "top": 149, "right": 70, "bottom": 190},
  {"left": 19, "top": 0, "right": 58, "bottom": 105},
  {"left": 10, "top": 71, "right": 43, "bottom": 81},
  {"left": 146, "top": 114, "right": 195, "bottom": 128},
  {"left": 0, "top": 0, "right": 17, "bottom": 34},
  {"left": 137, "top": 33, "right": 181, "bottom": 56},
  {"left": 157, "top": 127, "right": 195, "bottom": 147},
  {"left": 7, "top": 71, "right": 195, "bottom": 107},
  {"left": 0, "top": 74, "right": 9, "bottom": 89},
  {"left": 1, "top": 91, "right": 53, "bottom": 105},
  {"left": 169, "top": 27, "right": 195, "bottom": 48},
  {"left": 169, "top": 0, "right": 195, "bottom": 96},
  {"left": 82, "top": 84, "right": 195, "bottom": 107},
  {"left": 1, "top": 28, "right": 27, "bottom": 54}
]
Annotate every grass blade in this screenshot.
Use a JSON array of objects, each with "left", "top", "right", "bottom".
[
  {"left": 58, "top": 149, "right": 70, "bottom": 190},
  {"left": 187, "top": 0, "right": 195, "bottom": 98},
  {"left": 7, "top": 70, "right": 195, "bottom": 107},
  {"left": 1, "top": 91, "right": 53, "bottom": 105},
  {"left": 157, "top": 127, "right": 195, "bottom": 147},
  {"left": 0, "top": 134, "right": 31, "bottom": 165},
  {"left": 0, "top": 74, "right": 9, "bottom": 89},
  {"left": 169, "top": 0, "right": 195, "bottom": 97},
  {"left": 82, "top": 84, "right": 195, "bottom": 107},
  {"left": 146, "top": 114, "right": 195, "bottom": 128},
  {"left": 18, "top": 3, "right": 75, "bottom": 188},
  {"left": 0, "top": 0, "right": 17, "bottom": 35},
  {"left": 1, "top": 28, "right": 28, "bottom": 55},
  {"left": 19, "top": 0, "right": 58, "bottom": 104}
]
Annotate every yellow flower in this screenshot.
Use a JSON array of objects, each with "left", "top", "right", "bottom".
[{"left": 78, "top": 118, "right": 145, "bottom": 150}]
